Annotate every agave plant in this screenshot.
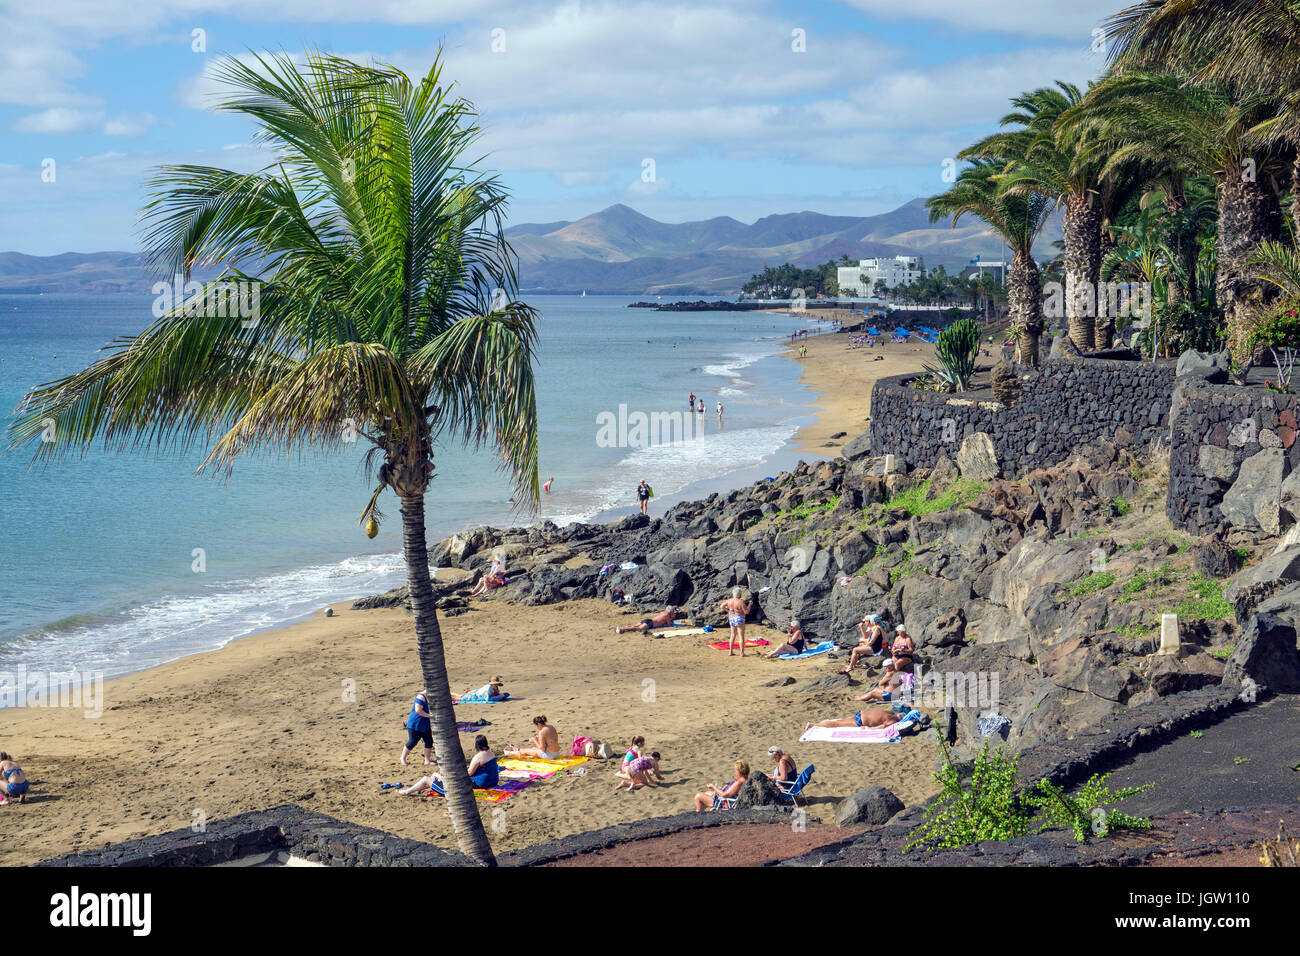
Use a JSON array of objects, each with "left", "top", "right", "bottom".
[{"left": 923, "top": 317, "right": 983, "bottom": 391}]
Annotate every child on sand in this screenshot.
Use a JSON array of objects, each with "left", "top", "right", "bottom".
[
  {"left": 0, "top": 753, "right": 29, "bottom": 804},
  {"left": 614, "top": 752, "right": 663, "bottom": 791}
]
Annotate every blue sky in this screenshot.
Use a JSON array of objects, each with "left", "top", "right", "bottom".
[{"left": 1, "top": 0, "right": 1116, "bottom": 254}]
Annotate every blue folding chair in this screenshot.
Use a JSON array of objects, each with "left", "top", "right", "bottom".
[{"left": 776, "top": 765, "right": 815, "bottom": 807}]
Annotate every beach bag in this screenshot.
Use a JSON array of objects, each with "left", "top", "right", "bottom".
[
  {"left": 571, "top": 735, "right": 593, "bottom": 757},
  {"left": 609, "top": 588, "right": 624, "bottom": 604}
]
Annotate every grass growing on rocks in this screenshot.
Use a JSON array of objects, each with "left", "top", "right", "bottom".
[{"left": 868, "top": 478, "right": 986, "bottom": 524}]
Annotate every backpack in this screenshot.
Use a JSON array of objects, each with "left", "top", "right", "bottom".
[{"left": 609, "top": 588, "right": 624, "bottom": 604}]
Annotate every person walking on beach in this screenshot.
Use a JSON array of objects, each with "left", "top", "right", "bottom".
[
  {"left": 688, "top": 391, "right": 695, "bottom": 410},
  {"left": 717, "top": 587, "right": 751, "bottom": 657},
  {"left": 505, "top": 715, "right": 562, "bottom": 760},
  {"left": 637, "top": 479, "right": 651, "bottom": 515},
  {"left": 0, "top": 753, "right": 29, "bottom": 804},
  {"left": 400, "top": 690, "right": 434, "bottom": 767}
]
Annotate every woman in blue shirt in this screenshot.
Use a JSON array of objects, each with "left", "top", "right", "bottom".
[{"left": 400, "top": 690, "right": 433, "bottom": 766}]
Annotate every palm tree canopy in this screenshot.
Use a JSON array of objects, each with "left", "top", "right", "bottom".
[
  {"left": 927, "top": 158, "right": 1052, "bottom": 253},
  {"left": 9, "top": 51, "right": 540, "bottom": 517}
]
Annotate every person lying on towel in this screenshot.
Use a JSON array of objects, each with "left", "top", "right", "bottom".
[
  {"left": 616, "top": 605, "right": 678, "bottom": 634},
  {"left": 804, "top": 708, "right": 900, "bottom": 732},
  {"left": 853, "top": 668, "right": 913, "bottom": 704}
]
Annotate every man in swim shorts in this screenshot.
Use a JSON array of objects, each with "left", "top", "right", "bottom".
[
  {"left": 616, "top": 606, "right": 678, "bottom": 633},
  {"left": 804, "top": 708, "right": 899, "bottom": 731}
]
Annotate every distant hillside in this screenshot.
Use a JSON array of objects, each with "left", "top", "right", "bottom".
[
  {"left": 0, "top": 198, "right": 1061, "bottom": 296},
  {"left": 507, "top": 198, "right": 1062, "bottom": 294}
]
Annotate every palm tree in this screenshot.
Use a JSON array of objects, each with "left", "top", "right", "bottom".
[
  {"left": 928, "top": 160, "right": 1052, "bottom": 364},
  {"left": 963, "top": 83, "right": 1107, "bottom": 351},
  {"left": 1105, "top": 1, "right": 1300, "bottom": 238},
  {"left": 1059, "top": 71, "right": 1287, "bottom": 357},
  {"left": 6, "top": 52, "right": 537, "bottom": 866}
]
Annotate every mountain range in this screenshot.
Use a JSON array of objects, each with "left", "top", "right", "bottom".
[{"left": 0, "top": 198, "right": 1062, "bottom": 296}]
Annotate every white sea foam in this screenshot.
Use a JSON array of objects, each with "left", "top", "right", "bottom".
[{"left": 0, "top": 552, "right": 408, "bottom": 686}]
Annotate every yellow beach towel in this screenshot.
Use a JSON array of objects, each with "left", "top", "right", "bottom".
[{"left": 498, "top": 755, "right": 588, "bottom": 775}]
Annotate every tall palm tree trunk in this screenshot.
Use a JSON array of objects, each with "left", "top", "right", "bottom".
[
  {"left": 1217, "top": 174, "right": 1283, "bottom": 359},
  {"left": 1292, "top": 153, "right": 1300, "bottom": 241},
  {"left": 400, "top": 494, "right": 498, "bottom": 866},
  {"left": 1009, "top": 247, "right": 1044, "bottom": 366},
  {"left": 1064, "top": 196, "right": 1100, "bottom": 351}
]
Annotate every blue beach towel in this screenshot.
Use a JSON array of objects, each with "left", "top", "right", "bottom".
[{"left": 777, "top": 639, "right": 836, "bottom": 660}]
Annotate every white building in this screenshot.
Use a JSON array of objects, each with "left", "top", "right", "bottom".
[{"left": 837, "top": 255, "right": 924, "bottom": 295}]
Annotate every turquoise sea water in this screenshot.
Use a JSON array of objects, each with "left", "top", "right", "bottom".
[{"left": 0, "top": 293, "right": 830, "bottom": 681}]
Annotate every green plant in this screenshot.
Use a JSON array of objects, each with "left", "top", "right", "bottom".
[
  {"left": 1211, "top": 644, "right": 1235, "bottom": 660},
  {"left": 923, "top": 317, "right": 983, "bottom": 391},
  {"left": 906, "top": 738, "right": 1030, "bottom": 851},
  {"left": 1026, "top": 774, "right": 1154, "bottom": 843},
  {"left": 1112, "top": 496, "right": 1132, "bottom": 516},
  {"left": 1191, "top": 730, "right": 1204, "bottom": 739},
  {"left": 1172, "top": 573, "right": 1233, "bottom": 619},
  {"left": 1067, "top": 570, "right": 1116, "bottom": 597}
]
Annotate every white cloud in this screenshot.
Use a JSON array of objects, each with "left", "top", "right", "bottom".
[
  {"left": 11, "top": 108, "right": 160, "bottom": 137},
  {"left": 835, "top": 0, "right": 1112, "bottom": 42}
]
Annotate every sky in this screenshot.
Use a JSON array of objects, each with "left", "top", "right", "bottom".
[{"left": 0, "top": 0, "right": 1119, "bottom": 255}]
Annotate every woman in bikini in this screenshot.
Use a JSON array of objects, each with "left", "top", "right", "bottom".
[
  {"left": 717, "top": 587, "right": 751, "bottom": 657},
  {"left": 0, "top": 753, "right": 29, "bottom": 804},
  {"left": 886, "top": 625, "right": 915, "bottom": 673},
  {"left": 504, "top": 715, "right": 562, "bottom": 760}
]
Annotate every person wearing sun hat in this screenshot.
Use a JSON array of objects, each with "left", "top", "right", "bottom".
[{"left": 841, "top": 613, "right": 886, "bottom": 673}]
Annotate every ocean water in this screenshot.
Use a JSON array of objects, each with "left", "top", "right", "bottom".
[{"left": 0, "top": 293, "right": 830, "bottom": 682}]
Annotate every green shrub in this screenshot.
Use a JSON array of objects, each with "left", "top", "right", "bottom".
[
  {"left": 922, "top": 317, "right": 982, "bottom": 392},
  {"left": 1067, "top": 570, "right": 1116, "bottom": 597},
  {"left": 907, "top": 738, "right": 1030, "bottom": 851},
  {"left": 1026, "top": 774, "right": 1154, "bottom": 843}
]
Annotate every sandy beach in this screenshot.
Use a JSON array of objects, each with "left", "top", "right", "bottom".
[
  {"left": 2, "top": 593, "right": 939, "bottom": 864},
  {"left": 1, "top": 318, "right": 955, "bottom": 865},
  {"left": 781, "top": 323, "right": 936, "bottom": 455}
]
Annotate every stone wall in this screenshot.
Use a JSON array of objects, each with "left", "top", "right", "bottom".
[
  {"left": 868, "top": 356, "right": 1176, "bottom": 478},
  {"left": 1167, "top": 380, "right": 1300, "bottom": 534}
]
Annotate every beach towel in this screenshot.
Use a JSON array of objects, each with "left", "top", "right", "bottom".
[
  {"left": 778, "top": 639, "right": 836, "bottom": 660},
  {"left": 706, "top": 638, "right": 771, "bottom": 649},
  {"left": 497, "top": 755, "right": 588, "bottom": 778},
  {"left": 428, "top": 778, "right": 534, "bottom": 803},
  {"left": 648, "top": 626, "right": 709, "bottom": 638},
  {"left": 457, "top": 721, "right": 490, "bottom": 733},
  {"left": 799, "top": 724, "right": 901, "bottom": 743},
  {"left": 455, "top": 692, "right": 512, "bottom": 704}
]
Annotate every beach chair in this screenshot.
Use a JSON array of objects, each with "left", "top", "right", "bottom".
[{"left": 776, "top": 765, "right": 815, "bottom": 807}]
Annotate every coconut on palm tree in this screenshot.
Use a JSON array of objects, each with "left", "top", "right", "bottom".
[
  {"left": 928, "top": 159, "right": 1052, "bottom": 364},
  {"left": 7, "top": 52, "right": 536, "bottom": 866}
]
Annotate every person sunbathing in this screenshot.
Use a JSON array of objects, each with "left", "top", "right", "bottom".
[
  {"left": 504, "top": 715, "right": 562, "bottom": 760},
  {"left": 804, "top": 708, "right": 898, "bottom": 731},
  {"left": 767, "top": 746, "right": 797, "bottom": 783},
  {"left": 853, "top": 668, "right": 912, "bottom": 703},
  {"left": 398, "top": 734, "right": 499, "bottom": 795},
  {"left": 885, "top": 625, "right": 915, "bottom": 673},
  {"left": 762, "top": 619, "right": 807, "bottom": 658},
  {"left": 616, "top": 606, "right": 678, "bottom": 634},
  {"left": 615, "top": 752, "right": 664, "bottom": 791},
  {"left": 693, "top": 761, "right": 749, "bottom": 811},
  {"left": 841, "top": 615, "right": 885, "bottom": 672},
  {"left": 451, "top": 676, "right": 506, "bottom": 703},
  {"left": 465, "top": 550, "right": 508, "bottom": 598}
]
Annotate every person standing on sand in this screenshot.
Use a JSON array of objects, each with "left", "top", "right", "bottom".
[
  {"left": 400, "top": 690, "right": 434, "bottom": 766},
  {"left": 0, "top": 753, "right": 29, "bottom": 804},
  {"left": 717, "top": 587, "right": 751, "bottom": 657},
  {"left": 637, "top": 479, "right": 651, "bottom": 515},
  {"left": 505, "top": 715, "right": 562, "bottom": 760}
]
